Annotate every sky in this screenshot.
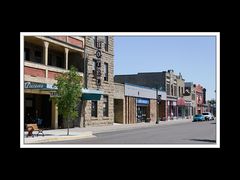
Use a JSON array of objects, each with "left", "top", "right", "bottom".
[{"left": 114, "top": 36, "right": 216, "bottom": 101}]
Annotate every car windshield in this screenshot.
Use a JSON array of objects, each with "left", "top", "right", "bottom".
[{"left": 195, "top": 115, "right": 202, "bottom": 117}]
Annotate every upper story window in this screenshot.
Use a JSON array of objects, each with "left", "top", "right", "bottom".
[
  {"left": 34, "top": 50, "right": 42, "bottom": 64},
  {"left": 94, "top": 36, "right": 102, "bottom": 49},
  {"left": 24, "top": 48, "right": 30, "bottom": 61},
  {"left": 104, "top": 63, "right": 108, "bottom": 81},
  {"left": 104, "top": 36, "right": 108, "bottom": 51},
  {"left": 174, "top": 86, "right": 177, "bottom": 96},
  {"left": 93, "top": 59, "right": 96, "bottom": 77},
  {"left": 167, "top": 83, "right": 170, "bottom": 95}
]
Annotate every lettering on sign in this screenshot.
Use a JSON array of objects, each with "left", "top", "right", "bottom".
[
  {"left": 95, "top": 41, "right": 102, "bottom": 88},
  {"left": 50, "top": 91, "right": 59, "bottom": 97},
  {"left": 24, "top": 82, "right": 46, "bottom": 89}
]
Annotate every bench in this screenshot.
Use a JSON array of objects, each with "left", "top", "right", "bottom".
[{"left": 26, "top": 124, "right": 44, "bottom": 137}]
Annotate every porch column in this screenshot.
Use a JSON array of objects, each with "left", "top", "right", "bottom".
[
  {"left": 65, "top": 48, "right": 69, "bottom": 70},
  {"left": 44, "top": 41, "right": 49, "bottom": 78},
  {"left": 44, "top": 41, "right": 49, "bottom": 65},
  {"left": 51, "top": 98, "right": 58, "bottom": 129}
]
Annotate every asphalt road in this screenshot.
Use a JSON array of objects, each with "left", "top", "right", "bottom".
[{"left": 47, "top": 120, "right": 216, "bottom": 144}]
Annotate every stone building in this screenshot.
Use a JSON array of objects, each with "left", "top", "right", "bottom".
[{"left": 82, "top": 36, "right": 114, "bottom": 127}]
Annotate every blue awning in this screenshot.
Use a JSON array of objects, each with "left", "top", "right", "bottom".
[{"left": 82, "top": 88, "right": 103, "bottom": 100}]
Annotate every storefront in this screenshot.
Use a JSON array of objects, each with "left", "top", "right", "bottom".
[
  {"left": 136, "top": 98, "right": 150, "bottom": 122},
  {"left": 167, "top": 96, "right": 177, "bottom": 120},
  {"left": 177, "top": 97, "right": 186, "bottom": 119},
  {"left": 24, "top": 81, "right": 58, "bottom": 129},
  {"left": 157, "top": 90, "right": 167, "bottom": 121},
  {"left": 124, "top": 83, "right": 157, "bottom": 124}
]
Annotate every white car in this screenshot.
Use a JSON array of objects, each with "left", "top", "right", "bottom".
[{"left": 202, "top": 112, "right": 214, "bottom": 121}]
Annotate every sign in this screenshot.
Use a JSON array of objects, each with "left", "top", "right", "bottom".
[
  {"left": 95, "top": 40, "right": 102, "bottom": 88},
  {"left": 25, "top": 82, "right": 46, "bottom": 89},
  {"left": 137, "top": 98, "right": 149, "bottom": 105},
  {"left": 24, "top": 81, "right": 57, "bottom": 90},
  {"left": 50, "top": 91, "right": 59, "bottom": 97},
  {"left": 96, "top": 50, "right": 102, "bottom": 58}
]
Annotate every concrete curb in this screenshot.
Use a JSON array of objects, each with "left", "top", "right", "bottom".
[{"left": 24, "top": 131, "right": 94, "bottom": 144}]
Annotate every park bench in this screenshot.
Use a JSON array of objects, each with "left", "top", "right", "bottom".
[{"left": 26, "top": 123, "right": 44, "bottom": 137}]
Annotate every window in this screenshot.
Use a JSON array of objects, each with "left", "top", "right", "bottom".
[
  {"left": 103, "top": 95, "right": 108, "bottom": 117},
  {"left": 192, "top": 94, "right": 195, "bottom": 100},
  {"left": 24, "top": 48, "right": 30, "bottom": 60},
  {"left": 94, "top": 36, "right": 98, "bottom": 48},
  {"left": 93, "top": 59, "right": 101, "bottom": 79},
  {"left": 34, "top": 50, "right": 42, "bottom": 63},
  {"left": 181, "top": 87, "right": 183, "bottom": 97},
  {"left": 104, "top": 63, "right": 108, "bottom": 81},
  {"left": 91, "top": 101, "right": 97, "bottom": 117},
  {"left": 104, "top": 36, "right": 108, "bottom": 51},
  {"left": 56, "top": 56, "right": 64, "bottom": 68},
  {"left": 174, "top": 86, "right": 177, "bottom": 96},
  {"left": 167, "top": 83, "right": 170, "bottom": 95},
  {"left": 179, "top": 87, "right": 181, "bottom": 97}
]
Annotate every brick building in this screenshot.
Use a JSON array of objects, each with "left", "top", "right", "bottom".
[
  {"left": 194, "top": 84, "right": 205, "bottom": 114},
  {"left": 24, "top": 35, "right": 114, "bottom": 129}
]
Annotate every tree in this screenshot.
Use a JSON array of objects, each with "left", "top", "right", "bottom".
[{"left": 54, "top": 66, "right": 82, "bottom": 135}]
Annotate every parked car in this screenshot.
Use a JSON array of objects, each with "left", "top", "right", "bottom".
[
  {"left": 193, "top": 114, "right": 205, "bottom": 122},
  {"left": 202, "top": 112, "right": 214, "bottom": 121}
]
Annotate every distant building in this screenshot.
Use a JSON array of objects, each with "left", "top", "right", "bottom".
[{"left": 115, "top": 69, "right": 186, "bottom": 120}]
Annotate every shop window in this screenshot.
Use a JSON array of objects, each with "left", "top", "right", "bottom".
[
  {"left": 103, "top": 95, "right": 108, "bottom": 117},
  {"left": 91, "top": 101, "right": 97, "bottom": 117},
  {"left": 104, "top": 63, "right": 108, "bottom": 81}
]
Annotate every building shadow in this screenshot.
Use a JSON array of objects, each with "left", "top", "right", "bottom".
[{"left": 190, "top": 139, "right": 216, "bottom": 143}]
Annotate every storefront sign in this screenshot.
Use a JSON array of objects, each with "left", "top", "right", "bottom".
[
  {"left": 125, "top": 84, "right": 156, "bottom": 99},
  {"left": 24, "top": 82, "right": 57, "bottom": 90},
  {"left": 25, "top": 82, "right": 46, "bottom": 89},
  {"left": 137, "top": 98, "right": 149, "bottom": 105},
  {"left": 95, "top": 42, "right": 102, "bottom": 87},
  {"left": 50, "top": 91, "right": 59, "bottom": 97}
]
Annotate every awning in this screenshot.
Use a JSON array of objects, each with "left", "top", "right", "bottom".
[
  {"left": 177, "top": 97, "right": 186, "bottom": 106},
  {"left": 82, "top": 88, "right": 103, "bottom": 100}
]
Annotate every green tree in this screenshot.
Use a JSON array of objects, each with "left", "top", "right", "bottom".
[
  {"left": 54, "top": 66, "right": 82, "bottom": 135},
  {"left": 208, "top": 99, "right": 216, "bottom": 106}
]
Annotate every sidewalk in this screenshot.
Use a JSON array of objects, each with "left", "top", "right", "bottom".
[{"left": 24, "top": 118, "right": 192, "bottom": 144}]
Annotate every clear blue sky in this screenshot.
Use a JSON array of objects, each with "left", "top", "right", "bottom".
[{"left": 114, "top": 36, "right": 216, "bottom": 101}]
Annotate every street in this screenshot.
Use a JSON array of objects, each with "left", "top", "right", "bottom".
[{"left": 45, "top": 120, "right": 216, "bottom": 144}]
